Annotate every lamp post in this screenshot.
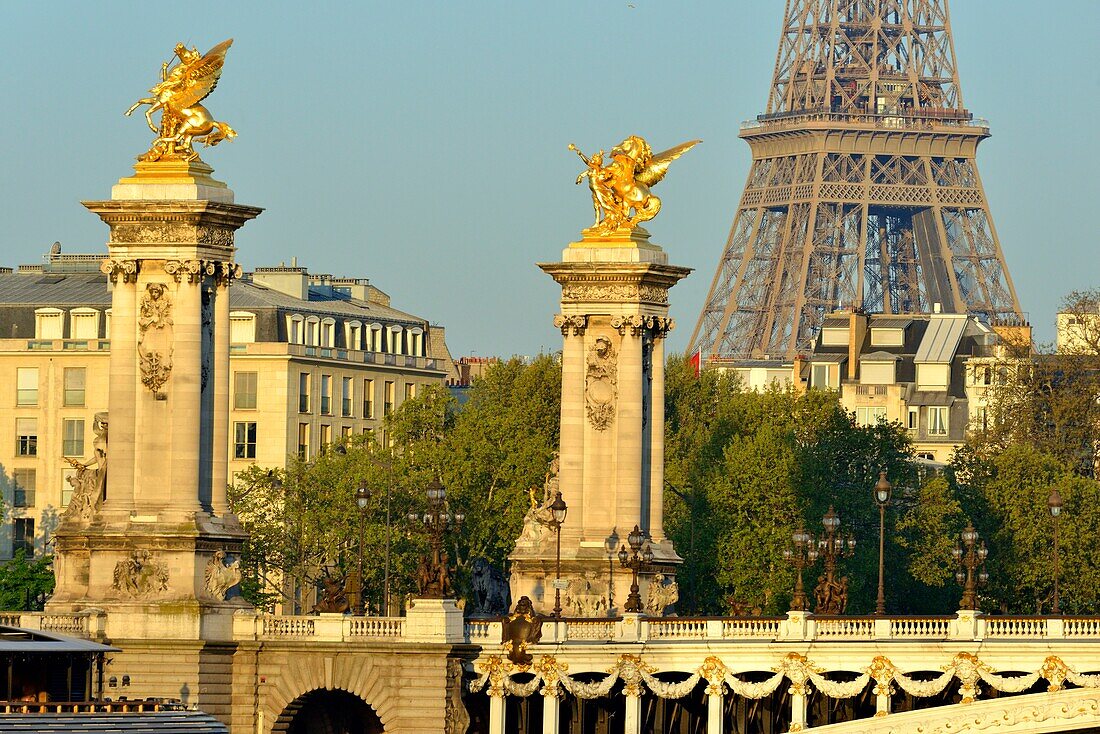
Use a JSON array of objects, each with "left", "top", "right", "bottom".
[
  {"left": 873, "top": 471, "right": 892, "bottom": 615},
  {"left": 618, "top": 525, "right": 654, "bottom": 613},
  {"left": 1048, "top": 488, "right": 1063, "bottom": 615},
  {"left": 953, "top": 521, "right": 989, "bottom": 610},
  {"left": 407, "top": 479, "right": 464, "bottom": 598},
  {"left": 354, "top": 485, "right": 371, "bottom": 615},
  {"left": 813, "top": 506, "right": 856, "bottom": 614},
  {"left": 548, "top": 491, "right": 568, "bottom": 617},
  {"left": 784, "top": 526, "right": 819, "bottom": 612}
]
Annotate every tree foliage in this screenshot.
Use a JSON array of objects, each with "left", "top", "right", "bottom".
[{"left": 0, "top": 551, "right": 54, "bottom": 611}]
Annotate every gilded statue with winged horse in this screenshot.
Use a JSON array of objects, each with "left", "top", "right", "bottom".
[
  {"left": 570, "top": 136, "right": 700, "bottom": 235},
  {"left": 126, "top": 39, "right": 237, "bottom": 162}
]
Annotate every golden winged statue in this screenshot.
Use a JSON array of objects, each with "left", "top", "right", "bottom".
[
  {"left": 126, "top": 39, "right": 237, "bottom": 163},
  {"left": 570, "top": 135, "right": 700, "bottom": 235}
]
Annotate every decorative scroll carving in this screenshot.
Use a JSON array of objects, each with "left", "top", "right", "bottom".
[
  {"left": 645, "top": 573, "right": 679, "bottom": 616},
  {"left": 101, "top": 258, "right": 139, "bottom": 283},
  {"left": 61, "top": 412, "right": 108, "bottom": 525},
  {"left": 112, "top": 550, "right": 169, "bottom": 599},
  {"left": 203, "top": 550, "right": 241, "bottom": 600},
  {"left": 775, "top": 652, "right": 821, "bottom": 696},
  {"left": 585, "top": 336, "right": 617, "bottom": 431},
  {"left": 138, "top": 283, "right": 174, "bottom": 397},
  {"left": 561, "top": 283, "right": 671, "bottom": 304},
  {"left": 700, "top": 656, "right": 730, "bottom": 696},
  {"left": 533, "top": 656, "right": 569, "bottom": 699},
  {"left": 215, "top": 260, "right": 242, "bottom": 286},
  {"left": 553, "top": 314, "right": 587, "bottom": 336},
  {"left": 611, "top": 314, "right": 675, "bottom": 337},
  {"left": 444, "top": 659, "right": 472, "bottom": 734}
]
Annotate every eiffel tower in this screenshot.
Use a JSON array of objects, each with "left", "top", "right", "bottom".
[{"left": 690, "top": 0, "right": 1023, "bottom": 361}]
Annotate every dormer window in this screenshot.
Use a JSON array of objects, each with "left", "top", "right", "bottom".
[
  {"left": 34, "top": 308, "right": 64, "bottom": 339},
  {"left": 387, "top": 325, "right": 403, "bottom": 354},
  {"left": 409, "top": 327, "right": 424, "bottom": 357},
  {"left": 229, "top": 311, "right": 256, "bottom": 344},
  {"left": 320, "top": 318, "right": 336, "bottom": 348},
  {"left": 870, "top": 327, "right": 904, "bottom": 347},
  {"left": 70, "top": 308, "right": 100, "bottom": 340},
  {"left": 286, "top": 314, "right": 305, "bottom": 345},
  {"left": 345, "top": 320, "right": 363, "bottom": 350},
  {"left": 304, "top": 316, "right": 320, "bottom": 346}
]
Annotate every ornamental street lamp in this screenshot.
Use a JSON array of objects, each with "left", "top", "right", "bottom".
[
  {"left": 873, "top": 471, "right": 892, "bottom": 615},
  {"left": 813, "top": 506, "right": 856, "bottom": 615},
  {"left": 953, "top": 521, "right": 989, "bottom": 611},
  {"left": 548, "top": 491, "right": 568, "bottom": 617},
  {"left": 407, "top": 479, "right": 464, "bottom": 598},
  {"left": 784, "top": 526, "right": 819, "bottom": 612},
  {"left": 1048, "top": 488, "right": 1063, "bottom": 615},
  {"left": 618, "top": 525, "right": 654, "bottom": 613},
  {"left": 354, "top": 485, "right": 371, "bottom": 615}
]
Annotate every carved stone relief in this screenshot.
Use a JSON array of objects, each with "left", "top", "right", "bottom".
[
  {"left": 444, "top": 659, "right": 472, "bottom": 734},
  {"left": 585, "top": 336, "right": 617, "bottom": 431},
  {"left": 564, "top": 572, "right": 609, "bottom": 617},
  {"left": 553, "top": 314, "right": 587, "bottom": 336},
  {"left": 110, "top": 223, "right": 236, "bottom": 248},
  {"left": 561, "top": 283, "right": 669, "bottom": 305},
  {"left": 112, "top": 550, "right": 169, "bottom": 599},
  {"left": 645, "top": 573, "right": 679, "bottom": 616},
  {"left": 204, "top": 550, "right": 241, "bottom": 601},
  {"left": 138, "top": 283, "right": 174, "bottom": 397}
]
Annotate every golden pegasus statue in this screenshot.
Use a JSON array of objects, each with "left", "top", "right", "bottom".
[
  {"left": 126, "top": 39, "right": 237, "bottom": 162},
  {"left": 570, "top": 135, "right": 700, "bottom": 235}
]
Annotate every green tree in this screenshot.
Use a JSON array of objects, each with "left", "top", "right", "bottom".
[{"left": 0, "top": 551, "right": 54, "bottom": 611}]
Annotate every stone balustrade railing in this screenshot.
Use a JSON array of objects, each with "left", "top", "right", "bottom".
[{"left": 8, "top": 608, "right": 1100, "bottom": 646}]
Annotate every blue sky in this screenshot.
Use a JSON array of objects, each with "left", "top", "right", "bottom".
[{"left": 2, "top": 1, "right": 1096, "bottom": 356}]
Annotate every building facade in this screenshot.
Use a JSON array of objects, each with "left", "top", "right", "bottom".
[{"left": 0, "top": 251, "right": 454, "bottom": 560}]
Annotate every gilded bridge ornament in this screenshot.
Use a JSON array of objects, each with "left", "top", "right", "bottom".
[
  {"left": 570, "top": 136, "right": 700, "bottom": 235},
  {"left": 126, "top": 39, "right": 236, "bottom": 162}
]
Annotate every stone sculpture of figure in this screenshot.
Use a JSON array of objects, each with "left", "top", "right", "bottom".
[
  {"left": 813, "top": 573, "right": 849, "bottom": 615},
  {"left": 501, "top": 596, "right": 543, "bottom": 666},
  {"left": 204, "top": 550, "right": 242, "bottom": 601},
  {"left": 468, "top": 558, "right": 510, "bottom": 617},
  {"left": 646, "top": 573, "right": 680, "bottom": 616},
  {"left": 570, "top": 145, "right": 618, "bottom": 226},
  {"left": 61, "top": 412, "right": 108, "bottom": 523},
  {"left": 515, "top": 454, "right": 561, "bottom": 547},
  {"left": 112, "top": 550, "right": 169, "bottom": 599}
]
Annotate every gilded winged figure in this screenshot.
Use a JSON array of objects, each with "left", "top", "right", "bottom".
[
  {"left": 126, "top": 39, "right": 237, "bottom": 162},
  {"left": 570, "top": 136, "right": 700, "bottom": 234}
]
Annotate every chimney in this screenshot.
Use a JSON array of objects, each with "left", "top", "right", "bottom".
[
  {"left": 848, "top": 309, "right": 868, "bottom": 380},
  {"left": 252, "top": 265, "right": 309, "bottom": 300}
]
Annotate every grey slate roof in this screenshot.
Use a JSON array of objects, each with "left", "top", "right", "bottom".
[{"left": 0, "top": 711, "right": 226, "bottom": 733}]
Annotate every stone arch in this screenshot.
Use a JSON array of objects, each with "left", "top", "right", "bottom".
[
  {"left": 272, "top": 689, "right": 382, "bottom": 734},
  {"left": 263, "top": 654, "right": 397, "bottom": 734}
]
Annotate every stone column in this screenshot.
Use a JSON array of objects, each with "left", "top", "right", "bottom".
[
  {"left": 488, "top": 692, "right": 506, "bottom": 734},
  {"left": 648, "top": 328, "right": 667, "bottom": 541},
  {"left": 211, "top": 269, "right": 232, "bottom": 516},
  {"left": 707, "top": 691, "right": 724, "bottom": 734},
  {"left": 557, "top": 316, "right": 586, "bottom": 544},
  {"left": 168, "top": 273, "right": 203, "bottom": 513},
  {"left": 790, "top": 689, "right": 808, "bottom": 732},
  {"left": 623, "top": 691, "right": 642, "bottom": 734},
  {"left": 104, "top": 265, "right": 138, "bottom": 510},
  {"left": 541, "top": 690, "right": 560, "bottom": 734},
  {"left": 615, "top": 323, "right": 644, "bottom": 533}
]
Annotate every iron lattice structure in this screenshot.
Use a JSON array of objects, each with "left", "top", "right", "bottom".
[{"left": 691, "top": 0, "right": 1022, "bottom": 361}]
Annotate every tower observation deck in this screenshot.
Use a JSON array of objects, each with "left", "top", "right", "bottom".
[{"left": 691, "top": 0, "right": 1023, "bottom": 361}]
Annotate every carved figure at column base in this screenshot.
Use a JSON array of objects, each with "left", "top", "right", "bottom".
[
  {"left": 203, "top": 550, "right": 241, "bottom": 601},
  {"left": 113, "top": 550, "right": 169, "bottom": 600},
  {"left": 645, "top": 573, "right": 679, "bottom": 616}
]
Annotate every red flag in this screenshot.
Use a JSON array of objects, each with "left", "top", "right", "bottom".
[{"left": 690, "top": 349, "right": 701, "bottom": 378}]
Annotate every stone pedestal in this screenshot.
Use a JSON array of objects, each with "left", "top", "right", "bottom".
[
  {"left": 509, "top": 227, "right": 690, "bottom": 616},
  {"left": 48, "top": 160, "right": 261, "bottom": 633}
]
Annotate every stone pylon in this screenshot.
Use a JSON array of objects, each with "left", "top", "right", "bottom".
[
  {"left": 49, "top": 160, "right": 261, "bottom": 646},
  {"left": 509, "top": 227, "right": 690, "bottom": 616}
]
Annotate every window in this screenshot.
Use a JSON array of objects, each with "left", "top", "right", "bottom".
[
  {"left": 870, "top": 328, "right": 904, "bottom": 347},
  {"left": 104, "top": 308, "right": 112, "bottom": 340},
  {"left": 320, "top": 319, "right": 336, "bottom": 348},
  {"left": 64, "top": 367, "right": 86, "bottom": 406},
  {"left": 916, "top": 452, "right": 936, "bottom": 462},
  {"left": 234, "top": 372, "right": 258, "bottom": 409},
  {"left": 388, "top": 326, "right": 403, "bottom": 354},
  {"left": 61, "top": 468, "right": 76, "bottom": 508},
  {"left": 320, "top": 374, "right": 332, "bottom": 415},
  {"left": 305, "top": 317, "right": 320, "bottom": 346},
  {"left": 856, "top": 406, "right": 887, "bottom": 426},
  {"left": 319, "top": 424, "right": 332, "bottom": 452},
  {"left": 229, "top": 311, "right": 256, "bottom": 343},
  {"left": 234, "top": 421, "right": 257, "bottom": 459},
  {"left": 811, "top": 363, "right": 833, "bottom": 389},
  {"left": 916, "top": 363, "right": 950, "bottom": 391},
  {"left": 13, "top": 518, "right": 34, "bottom": 557},
  {"left": 409, "top": 327, "right": 424, "bottom": 357},
  {"left": 974, "top": 406, "right": 988, "bottom": 432},
  {"left": 346, "top": 321, "right": 362, "bottom": 351},
  {"left": 972, "top": 365, "right": 991, "bottom": 386},
  {"left": 368, "top": 324, "right": 383, "bottom": 352},
  {"left": 297, "top": 423, "right": 310, "bottom": 459},
  {"left": 363, "top": 379, "right": 375, "bottom": 418},
  {"left": 907, "top": 408, "right": 919, "bottom": 431},
  {"left": 63, "top": 419, "right": 85, "bottom": 457},
  {"left": 299, "top": 373, "right": 311, "bottom": 413},
  {"left": 342, "top": 377, "right": 353, "bottom": 417},
  {"left": 13, "top": 469, "right": 36, "bottom": 508},
  {"left": 821, "top": 327, "right": 849, "bottom": 346},
  {"left": 17, "top": 368, "right": 38, "bottom": 406},
  {"left": 16, "top": 418, "right": 37, "bottom": 457},
  {"left": 34, "top": 308, "right": 64, "bottom": 339},
  {"left": 287, "top": 314, "right": 304, "bottom": 345},
  {"left": 404, "top": 382, "right": 415, "bottom": 401},
  {"left": 70, "top": 308, "right": 100, "bottom": 339},
  {"left": 341, "top": 425, "right": 352, "bottom": 441},
  {"left": 927, "top": 406, "right": 949, "bottom": 436},
  {"left": 384, "top": 381, "right": 395, "bottom": 416}
]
